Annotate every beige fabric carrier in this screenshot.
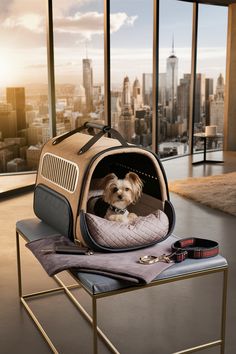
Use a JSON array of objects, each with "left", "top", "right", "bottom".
[{"left": 34, "top": 123, "right": 175, "bottom": 252}]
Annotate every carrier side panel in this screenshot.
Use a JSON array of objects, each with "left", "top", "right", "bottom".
[{"left": 35, "top": 132, "right": 122, "bottom": 239}]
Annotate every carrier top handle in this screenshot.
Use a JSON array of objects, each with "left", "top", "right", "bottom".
[
  {"left": 52, "top": 121, "right": 128, "bottom": 151},
  {"left": 78, "top": 122, "right": 128, "bottom": 154}
]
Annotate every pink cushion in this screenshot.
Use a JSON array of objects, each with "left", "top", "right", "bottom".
[{"left": 85, "top": 210, "right": 169, "bottom": 249}]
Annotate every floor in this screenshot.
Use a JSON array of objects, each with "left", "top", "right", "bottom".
[{"left": 0, "top": 150, "right": 235, "bottom": 354}]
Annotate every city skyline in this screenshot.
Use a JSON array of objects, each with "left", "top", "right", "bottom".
[{"left": 0, "top": 56, "right": 225, "bottom": 173}]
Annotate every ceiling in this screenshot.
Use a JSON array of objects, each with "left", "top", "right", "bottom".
[{"left": 180, "top": 0, "right": 236, "bottom": 6}]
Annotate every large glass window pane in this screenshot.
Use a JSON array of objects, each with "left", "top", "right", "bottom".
[
  {"left": 159, "top": 0, "right": 192, "bottom": 158},
  {"left": 194, "top": 4, "right": 227, "bottom": 152},
  {"left": 110, "top": 0, "right": 153, "bottom": 148},
  {"left": 53, "top": 0, "right": 104, "bottom": 135},
  {"left": 0, "top": 1, "right": 48, "bottom": 173}
]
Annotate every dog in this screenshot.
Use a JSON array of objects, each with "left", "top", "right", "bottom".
[{"left": 101, "top": 172, "right": 143, "bottom": 223}]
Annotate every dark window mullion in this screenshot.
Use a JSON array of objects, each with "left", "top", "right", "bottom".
[
  {"left": 189, "top": 2, "right": 198, "bottom": 155},
  {"left": 104, "top": 0, "right": 111, "bottom": 127},
  {"left": 153, "top": 0, "right": 159, "bottom": 154},
  {"left": 46, "top": 0, "right": 56, "bottom": 138}
]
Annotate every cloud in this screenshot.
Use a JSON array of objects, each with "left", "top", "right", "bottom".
[
  {"left": 110, "top": 13, "right": 138, "bottom": 32},
  {"left": 1, "top": 10, "right": 138, "bottom": 40},
  {"left": 54, "top": 12, "right": 103, "bottom": 36},
  {"left": 0, "top": 0, "right": 89, "bottom": 18},
  {"left": 2, "top": 13, "right": 44, "bottom": 33},
  {"left": 54, "top": 11, "right": 138, "bottom": 38}
]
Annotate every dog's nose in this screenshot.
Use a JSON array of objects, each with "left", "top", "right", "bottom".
[{"left": 118, "top": 195, "right": 123, "bottom": 200}]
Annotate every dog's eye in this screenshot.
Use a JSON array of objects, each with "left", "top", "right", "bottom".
[
  {"left": 113, "top": 187, "right": 118, "bottom": 193},
  {"left": 125, "top": 187, "right": 130, "bottom": 191}
]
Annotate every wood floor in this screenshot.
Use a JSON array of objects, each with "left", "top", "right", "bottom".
[{"left": 0, "top": 150, "right": 235, "bottom": 354}]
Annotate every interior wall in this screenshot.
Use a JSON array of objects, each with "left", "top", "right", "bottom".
[{"left": 224, "top": 3, "right": 236, "bottom": 150}]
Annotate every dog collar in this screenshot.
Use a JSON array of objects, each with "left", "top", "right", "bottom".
[
  {"left": 171, "top": 237, "right": 219, "bottom": 262},
  {"left": 108, "top": 205, "right": 128, "bottom": 215}
]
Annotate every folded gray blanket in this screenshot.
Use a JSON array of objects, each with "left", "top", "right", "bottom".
[{"left": 26, "top": 235, "right": 177, "bottom": 284}]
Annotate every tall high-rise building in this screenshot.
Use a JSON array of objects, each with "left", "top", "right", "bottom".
[
  {"left": 0, "top": 103, "right": 17, "bottom": 139},
  {"left": 132, "top": 77, "right": 142, "bottom": 112},
  {"left": 194, "top": 73, "right": 205, "bottom": 125},
  {"left": 6, "top": 87, "right": 26, "bottom": 132},
  {"left": 82, "top": 58, "right": 93, "bottom": 112},
  {"left": 111, "top": 91, "right": 122, "bottom": 130},
  {"left": 205, "top": 78, "right": 214, "bottom": 126},
  {"left": 166, "top": 40, "right": 178, "bottom": 124},
  {"left": 73, "top": 84, "right": 86, "bottom": 112},
  {"left": 119, "top": 76, "right": 134, "bottom": 142},
  {"left": 158, "top": 73, "right": 166, "bottom": 106},
  {"left": 215, "top": 73, "right": 224, "bottom": 99},
  {"left": 121, "top": 76, "right": 132, "bottom": 109},
  {"left": 142, "top": 73, "right": 152, "bottom": 107},
  {"left": 210, "top": 73, "right": 225, "bottom": 133},
  {"left": 177, "top": 73, "right": 191, "bottom": 131}
]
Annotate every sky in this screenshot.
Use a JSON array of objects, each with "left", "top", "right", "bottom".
[{"left": 0, "top": 0, "right": 228, "bottom": 91}]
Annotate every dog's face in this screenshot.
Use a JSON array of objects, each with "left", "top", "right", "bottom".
[{"left": 102, "top": 172, "right": 143, "bottom": 209}]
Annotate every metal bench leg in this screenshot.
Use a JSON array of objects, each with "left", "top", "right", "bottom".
[
  {"left": 93, "top": 297, "right": 98, "bottom": 354},
  {"left": 16, "top": 231, "right": 23, "bottom": 298},
  {"left": 16, "top": 231, "right": 59, "bottom": 353},
  {"left": 221, "top": 268, "right": 228, "bottom": 354}
]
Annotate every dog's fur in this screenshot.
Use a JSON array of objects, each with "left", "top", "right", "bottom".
[{"left": 102, "top": 172, "right": 143, "bottom": 223}]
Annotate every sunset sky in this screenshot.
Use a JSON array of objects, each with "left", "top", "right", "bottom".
[{"left": 0, "top": 0, "right": 228, "bottom": 90}]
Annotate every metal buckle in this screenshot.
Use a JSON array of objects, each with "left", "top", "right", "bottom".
[
  {"left": 139, "top": 255, "right": 159, "bottom": 265},
  {"left": 139, "top": 252, "right": 178, "bottom": 265}
]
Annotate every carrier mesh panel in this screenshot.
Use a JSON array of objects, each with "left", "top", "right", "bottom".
[{"left": 41, "top": 153, "right": 79, "bottom": 192}]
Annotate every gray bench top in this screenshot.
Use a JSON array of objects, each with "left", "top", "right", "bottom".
[{"left": 16, "top": 218, "right": 228, "bottom": 295}]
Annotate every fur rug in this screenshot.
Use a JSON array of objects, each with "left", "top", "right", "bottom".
[{"left": 168, "top": 172, "right": 236, "bottom": 216}]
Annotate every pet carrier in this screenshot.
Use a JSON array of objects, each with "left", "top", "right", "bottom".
[{"left": 34, "top": 122, "right": 175, "bottom": 252}]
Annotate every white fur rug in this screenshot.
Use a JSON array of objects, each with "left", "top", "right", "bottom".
[{"left": 168, "top": 172, "right": 236, "bottom": 216}]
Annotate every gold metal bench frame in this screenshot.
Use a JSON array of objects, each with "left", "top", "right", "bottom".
[{"left": 16, "top": 228, "right": 228, "bottom": 354}]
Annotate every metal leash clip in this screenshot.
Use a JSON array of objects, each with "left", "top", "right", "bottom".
[{"left": 139, "top": 251, "right": 178, "bottom": 265}]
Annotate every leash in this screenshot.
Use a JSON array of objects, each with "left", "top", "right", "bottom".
[
  {"left": 171, "top": 237, "right": 219, "bottom": 262},
  {"left": 139, "top": 237, "right": 219, "bottom": 265}
]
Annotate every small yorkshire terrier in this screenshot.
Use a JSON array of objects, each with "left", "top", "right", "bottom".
[{"left": 102, "top": 172, "right": 143, "bottom": 223}]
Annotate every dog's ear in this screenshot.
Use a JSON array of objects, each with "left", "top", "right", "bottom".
[
  {"left": 125, "top": 172, "right": 143, "bottom": 202},
  {"left": 100, "top": 173, "right": 118, "bottom": 189}
]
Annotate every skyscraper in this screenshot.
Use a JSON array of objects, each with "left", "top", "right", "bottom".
[
  {"left": 0, "top": 103, "right": 17, "bottom": 139},
  {"left": 142, "top": 73, "right": 152, "bottom": 107},
  {"left": 158, "top": 73, "right": 166, "bottom": 106},
  {"left": 194, "top": 73, "right": 205, "bottom": 125},
  {"left": 205, "top": 78, "right": 214, "bottom": 126},
  {"left": 210, "top": 73, "right": 225, "bottom": 133},
  {"left": 119, "top": 76, "right": 134, "bottom": 142},
  {"left": 83, "top": 58, "right": 93, "bottom": 112},
  {"left": 166, "top": 40, "right": 178, "bottom": 124},
  {"left": 6, "top": 87, "right": 26, "bottom": 132},
  {"left": 133, "top": 78, "right": 142, "bottom": 106},
  {"left": 177, "top": 73, "right": 191, "bottom": 131}
]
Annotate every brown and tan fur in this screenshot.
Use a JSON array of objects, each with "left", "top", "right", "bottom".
[{"left": 102, "top": 172, "right": 143, "bottom": 223}]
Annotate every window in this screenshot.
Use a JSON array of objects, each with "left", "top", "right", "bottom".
[
  {"left": 158, "top": 0, "right": 192, "bottom": 158},
  {"left": 193, "top": 4, "right": 227, "bottom": 152},
  {"left": 110, "top": 0, "right": 153, "bottom": 148},
  {"left": 0, "top": 1, "right": 49, "bottom": 173},
  {"left": 53, "top": 0, "right": 104, "bottom": 136},
  {"left": 0, "top": 0, "right": 229, "bottom": 180}
]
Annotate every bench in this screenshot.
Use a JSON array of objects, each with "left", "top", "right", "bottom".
[{"left": 16, "top": 218, "right": 228, "bottom": 354}]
